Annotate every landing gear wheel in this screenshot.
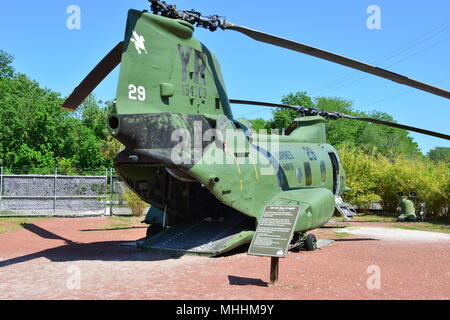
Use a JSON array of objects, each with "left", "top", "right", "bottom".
[
  {"left": 304, "top": 234, "right": 317, "bottom": 251},
  {"left": 146, "top": 225, "right": 163, "bottom": 238}
]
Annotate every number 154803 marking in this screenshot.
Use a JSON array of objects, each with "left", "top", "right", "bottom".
[{"left": 182, "top": 84, "right": 207, "bottom": 99}]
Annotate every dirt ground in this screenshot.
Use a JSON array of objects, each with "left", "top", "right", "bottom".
[{"left": 0, "top": 217, "right": 449, "bottom": 300}]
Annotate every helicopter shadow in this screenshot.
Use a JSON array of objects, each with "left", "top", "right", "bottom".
[
  {"left": 0, "top": 223, "right": 186, "bottom": 268},
  {"left": 332, "top": 238, "right": 379, "bottom": 242},
  {"left": 79, "top": 226, "right": 148, "bottom": 232}
]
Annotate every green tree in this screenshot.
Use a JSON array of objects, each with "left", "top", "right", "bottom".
[
  {"left": 260, "top": 91, "right": 420, "bottom": 157},
  {"left": 0, "top": 70, "right": 72, "bottom": 171},
  {"left": 76, "top": 95, "right": 109, "bottom": 139},
  {"left": 0, "top": 50, "right": 14, "bottom": 79},
  {"left": 427, "top": 147, "right": 450, "bottom": 163},
  {"left": 73, "top": 126, "right": 109, "bottom": 170},
  {"left": 0, "top": 50, "right": 113, "bottom": 173},
  {"left": 249, "top": 118, "right": 268, "bottom": 131},
  {"left": 354, "top": 111, "right": 420, "bottom": 157},
  {"left": 265, "top": 91, "right": 315, "bottom": 130},
  {"left": 315, "top": 96, "right": 364, "bottom": 147}
]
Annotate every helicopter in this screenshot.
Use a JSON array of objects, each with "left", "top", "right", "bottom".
[{"left": 61, "top": 0, "right": 450, "bottom": 256}]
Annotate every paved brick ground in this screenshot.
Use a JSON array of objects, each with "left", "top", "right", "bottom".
[{"left": 0, "top": 218, "right": 448, "bottom": 300}]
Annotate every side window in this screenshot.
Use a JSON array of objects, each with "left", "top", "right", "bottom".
[
  {"left": 304, "top": 162, "right": 312, "bottom": 186},
  {"left": 320, "top": 160, "right": 327, "bottom": 182},
  {"left": 296, "top": 167, "right": 303, "bottom": 184}
]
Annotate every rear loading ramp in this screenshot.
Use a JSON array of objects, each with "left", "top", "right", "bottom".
[{"left": 138, "top": 217, "right": 255, "bottom": 257}]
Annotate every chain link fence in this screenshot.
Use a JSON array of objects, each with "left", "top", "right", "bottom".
[
  {"left": 109, "top": 171, "right": 137, "bottom": 216},
  {"left": 0, "top": 168, "right": 138, "bottom": 217}
]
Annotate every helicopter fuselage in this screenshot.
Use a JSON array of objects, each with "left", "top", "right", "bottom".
[
  {"left": 107, "top": 10, "right": 344, "bottom": 234},
  {"left": 111, "top": 110, "right": 344, "bottom": 232}
]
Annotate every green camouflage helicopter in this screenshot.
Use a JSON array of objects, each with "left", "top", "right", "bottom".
[{"left": 61, "top": 1, "right": 450, "bottom": 256}]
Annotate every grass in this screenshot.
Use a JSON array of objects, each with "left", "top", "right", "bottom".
[
  {"left": 333, "top": 213, "right": 397, "bottom": 223},
  {"left": 0, "top": 211, "right": 16, "bottom": 215},
  {"left": 102, "top": 215, "right": 144, "bottom": 230},
  {"left": 0, "top": 215, "right": 145, "bottom": 234},
  {"left": 333, "top": 212, "right": 450, "bottom": 234},
  {"left": 0, "top": 217, "right": 50, "bottom": 235},
  {"left": 333, "top": 231, "right": 350, "bottom": 238},
  {"left": 395, "top": 222, "right": 450, "bottom": 234}
]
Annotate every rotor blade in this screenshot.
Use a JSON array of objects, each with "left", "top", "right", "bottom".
[
  {"left": 229, "top": 99, "right": 450, "bottom": 140},
  {"left": 223, "top": 22, "right": 450, "bottom": 99},
  {"left": 340, "top": 115, "right": 450, "bottom": 140},
  {"left": 229, "top": 99, "right": 292, "bottom": 109},
  {"left": 61, "top": 42, "right": 124, "bottom": 111}
]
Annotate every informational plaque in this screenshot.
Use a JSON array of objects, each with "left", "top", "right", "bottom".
[{"left": 248, "top": 205, "right": 300, "bottom": 257}]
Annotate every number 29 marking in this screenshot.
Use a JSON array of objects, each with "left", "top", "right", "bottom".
[{"left": 128, "top": 84, "right": 146, "bottom": 101}]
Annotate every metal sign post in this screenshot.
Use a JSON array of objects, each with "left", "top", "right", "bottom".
[
  {"left": 53, "top": 168, "right": 58, "bottom": 213},
  {"left": 248, "top": 205, "right": 301, "bottom": 285},
  {"left": 270, "top": 257, "right": 279, "bottom": 285}
]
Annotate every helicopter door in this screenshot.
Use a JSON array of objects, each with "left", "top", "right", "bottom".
[{"left": 328, "top": 153, "right": 340, "bottom": 195}]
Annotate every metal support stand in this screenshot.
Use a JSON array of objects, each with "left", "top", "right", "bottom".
[
  {"left": 109, "top": 168, "right": 113, "bottom": 216},
  {"left": 0, "top": 167, "right": 3, "bottom": 211},
  {"left": 103, "top": 168, "right": 108, "bottom": 217},
  {"left": 53, "top": 168, "right": 58, "bottom": 214},
  {"left": 270, "top": 257, "right": 279, "bottom": 285}
]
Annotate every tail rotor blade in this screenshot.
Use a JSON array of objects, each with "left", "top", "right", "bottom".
[
  {"left": 223, "top": 22, "right": 450, "bottom": 99},
  {"left": 61, "top": 42, "right": 124, "bottom": 111}
]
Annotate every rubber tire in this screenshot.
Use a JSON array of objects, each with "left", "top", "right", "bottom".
[
  {"left": 304, "top": 234, "right": 317, "bottom": 251},
  {"left": 146, "top": 225, "right": 163, "bottom": 238}
]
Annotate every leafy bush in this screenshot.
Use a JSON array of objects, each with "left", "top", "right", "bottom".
[
  {"left": 123, "top": 189, "right": 147, "bottom": 217},
  {"left": 338, "top": 145, "right": 381, "bottom": 211},
  {"left": 338, "top": 145, "right": 449, "bottom": 218},
  {"left": 57, "top": 158, "right": 77, "bottom": 175}
]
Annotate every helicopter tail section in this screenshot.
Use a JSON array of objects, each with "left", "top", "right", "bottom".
[
  {"left": 112, "top": 10, "right": 232, "bottom": 119},
  {"left": 109, "top": 10, "right": 234, "bottom": 173}
]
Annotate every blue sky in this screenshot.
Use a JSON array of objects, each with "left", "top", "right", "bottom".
[{"left": 1, "top": 0, "right": 449, "bottom": 153}]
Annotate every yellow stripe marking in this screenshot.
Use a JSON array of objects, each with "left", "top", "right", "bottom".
[{"left": 248, "top": 153, "right": 259, "bottom": 180}]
